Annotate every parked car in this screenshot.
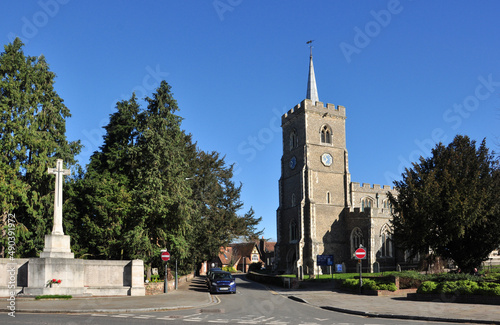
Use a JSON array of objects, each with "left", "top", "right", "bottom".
[
  {"left": 206, "top": 267, "right": 222, "bottom": 285},
  {"left": 209, "top": 271, "right": 236, "bottom": 294}
]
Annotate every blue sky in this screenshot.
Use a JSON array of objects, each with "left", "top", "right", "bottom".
[{"left": 2, "top": 1, "right": 499, "bottom": 241}]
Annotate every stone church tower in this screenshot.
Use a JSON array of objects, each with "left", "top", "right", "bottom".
[{"left": 275, "top": 50, "right": 396, "bottom": 276}]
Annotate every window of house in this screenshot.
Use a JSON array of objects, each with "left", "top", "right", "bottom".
[
  {"left": 252, "top": 254, "right": 259, "bottom": 262},
  {"left": 380, "top": 224, "right": 392, "bottom": 257},
  {"left": 361, "top": 197, "right": 373, "bottom": 212},
  {"left": 320, "top": 125, "right": 331, "bottom": 144},
  {"left": 350, "top": 227, "right": 363, "bottom": 255}
]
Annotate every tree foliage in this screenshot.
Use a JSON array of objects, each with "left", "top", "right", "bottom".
[
  {"left": 0, "top": 38, "right": 263, "bottom": 272},
  {"left": 0, "top": 38, "right": 81, "bottom": 257},
  {"left": 389, "top": 135, "right": 500, "bottom": 273},
  {"left": 65, "top": 81, "right": 262, "bottom": 273}
]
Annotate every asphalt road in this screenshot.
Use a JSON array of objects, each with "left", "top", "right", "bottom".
[{"left": 0, "top": 275, "right": 466, "bottom": 325}]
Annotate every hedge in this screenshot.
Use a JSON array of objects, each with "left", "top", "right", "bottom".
[
  {"left": 341, "top": 278, "right": 397, "bottom": 292},
  {"left": 418, "top": 280, "right": 500, "bottom": 296}
]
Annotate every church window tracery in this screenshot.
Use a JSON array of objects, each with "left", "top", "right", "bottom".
[
  {"left": 350, "top": 227, "right": 364, "bottom": 255},
  {"left": 320, "top": 125, "right": 331, "bottom": 144},
  {"left": 379, "top": 224, "right": 392, "bottom": 257},
  {"left": 361, "top": 197, "right": 373, "bottom": 212},
  {"left": 383, "top": 199, "right": 392, "bottom": 213}
]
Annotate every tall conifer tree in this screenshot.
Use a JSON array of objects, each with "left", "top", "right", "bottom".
[{"left": 0, "top": 38, "right": 81, "bottom": 257}]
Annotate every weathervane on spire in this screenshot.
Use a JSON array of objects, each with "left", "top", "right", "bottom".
[
  {"left": 306, "top": 40, "right": 319, "bottom": 103},
  {"left": 307, "top": 40, "right": 314, "bottom": 56}
]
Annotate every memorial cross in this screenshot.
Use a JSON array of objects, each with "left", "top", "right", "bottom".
[{"left": 47, "top": 159, "right": 70, "bottom": 235}]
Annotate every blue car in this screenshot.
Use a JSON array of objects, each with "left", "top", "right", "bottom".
[{"left": 209, "top": 271, "right": 236, "bottom": 294}]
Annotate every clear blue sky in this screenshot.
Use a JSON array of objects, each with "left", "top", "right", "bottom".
[{"left": 2, "top": 1, "right": 499, "bottom": 241}]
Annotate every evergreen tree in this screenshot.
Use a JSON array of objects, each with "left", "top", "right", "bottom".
[
  {"left": 129, "top": 81, "right": 196, "bottom": 270},
  {"left": 65, "top": 96, "right": 139, "bottom": 259},
  {"left": 389, "top": 135, "right": 500, "bottom": 273},
  {"left": 66, "top": 80, "right": 263, "bottom": 274},
  {"left": 0, "top": 38, "right": 80, "bottom": 257}
]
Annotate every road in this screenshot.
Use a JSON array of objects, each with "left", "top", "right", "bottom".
[{"left": 0, "top": 275, "right": 466, "bottom": 325}]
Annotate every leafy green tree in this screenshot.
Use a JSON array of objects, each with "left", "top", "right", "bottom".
[
  {"left": 0, "top": 38, "right": 80, "bottom": 257},
  {"left": 389, "top": 135, "right": 500, "bottom": 273},
  {"left": 187, "top": 150, "right": 262, "bottom": 266}
]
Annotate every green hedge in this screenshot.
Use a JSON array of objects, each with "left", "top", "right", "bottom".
[
  {"left": 418, "top": 280, "right": 500, "bottom": 296},
  {"left": 341, "top": 278, "right": 397, "bottom": 292}
]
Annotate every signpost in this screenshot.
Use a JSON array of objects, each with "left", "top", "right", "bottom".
[
  {"left": 355, "top": 247, "right": 366, "bottom": 260},
  {"left": 161, "top": 250, "right": 170, "bottom": 293},
  {"left": 161, "top": 251, "right": 170, "bottom": 261},
  {"left": 317, "top": 255, "right": 334, "bottom": 279},
  {"left": 354, "top": 245, "right": 366, "bottom": 293}
]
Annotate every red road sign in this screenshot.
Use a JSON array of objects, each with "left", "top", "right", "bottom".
[
  {"left": 161, "top": 251, "right": 170, "bottom": 261},
  {"left": 355, "top": 247, "right": 366, "bottom": 259}
]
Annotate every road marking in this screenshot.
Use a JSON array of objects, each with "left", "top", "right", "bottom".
[
  {"left": 133, "top": 315, "right": 155, "bottom": 319},
  {"left": 208, "top": 320, "right": 229, "bottom": 323}
]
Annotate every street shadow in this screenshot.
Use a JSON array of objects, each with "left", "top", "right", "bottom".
[{"left": 188, "top": 276, "right": 210, "bottom": 292}]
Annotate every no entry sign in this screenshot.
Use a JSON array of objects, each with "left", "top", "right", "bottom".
[
  {"left": 161, "top": 251, "right": 170, "bottom": 262},
  {"left": 355, "top": 247, "right": 366, "bottom": 260}
]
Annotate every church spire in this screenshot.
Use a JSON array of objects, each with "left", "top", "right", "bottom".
[{"left": 306, "top": 41, "right": 319, "bottom": 103}]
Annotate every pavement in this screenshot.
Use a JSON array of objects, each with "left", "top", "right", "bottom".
[{"left": 2, "top": 276, "right": 499, "bottom": 324}]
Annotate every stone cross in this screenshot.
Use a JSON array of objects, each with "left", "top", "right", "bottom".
[{"left": 47, "top": 159, "right": 70, "bottom": 235}]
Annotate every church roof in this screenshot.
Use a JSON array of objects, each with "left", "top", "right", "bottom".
[{"left": 306, "top": 46, "right": 319, "bottom": 103}]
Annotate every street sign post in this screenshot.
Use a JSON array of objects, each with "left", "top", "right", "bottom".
[
  {"left": 354, "top": 247, "right": 366, "bottom": 260},
  {"left": 161, "top": 250, "right": 170, "bottom": 293},
  {"left": 354, "top": 245, "right": 366, "bottom": 293},
  {"left": 161, "top": 251, "right": 170, "bottom": 261}
]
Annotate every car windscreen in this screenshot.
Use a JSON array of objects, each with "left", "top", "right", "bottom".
[{"left": 213, "top": 273, "right": 233, "bottom": 280}]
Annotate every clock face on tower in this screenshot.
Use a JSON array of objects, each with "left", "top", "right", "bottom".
[
  {"left": 289, "top": 156, "right": 297, "bottom": 169},
  {"left": 321, "top": 153, "right": 333, "bottom": 167}
]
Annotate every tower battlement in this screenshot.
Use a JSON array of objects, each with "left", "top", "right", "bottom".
[
  {"left": 351, "top": 182, "right": 393, "bottom": 192},
  {"left": 282, "top": 99, "right": 346, "bottom": 123}
]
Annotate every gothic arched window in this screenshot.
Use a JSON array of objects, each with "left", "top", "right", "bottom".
[
  {"left": 289, "top": 129, "right": 297, "bottom": 150},
  {"left": 326, "top": 191, "right": 330, "bottom": 204},
  {"left": 320, "top": 125, "right": 331, "bottom": 144},
  {"left": 383, "top": 199, "right": 392, "bottom": 213},
  {"left": 291, "top": 193, "right": 296, "bottom": 207},
  {"left": 379, "top": 224, "right": 392, "bottom": 257},
  {"left": 361, "top": 197, "right": 373, "bottom": 212},
  {"left": 350, "top": 227, "right": 364, "bottom": 255},
  {"left": 290, "top": 220, "right": 298, "bottom": 242}
]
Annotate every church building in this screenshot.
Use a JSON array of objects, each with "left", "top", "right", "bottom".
[{"left": 275, "top": 50, "right": 397, "bottom": 276}]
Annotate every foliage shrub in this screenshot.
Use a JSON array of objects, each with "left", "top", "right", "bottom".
[
  {"left": 341, "top": 278, "right": 396, "bottom": 291},
  {"left": 248, "top": 262, "right": 263, "bottom": 272},
  {"left": 222, "top": 266, "right": 238, "bottom": 273},
  {"left": 417, "top": 281, "right": 439, "bottom": 294},
  {"left": 151, "top": 274, "right": 160, "bottom": 283},
  {"left": 418, "top": 280, "right": 500, "bottom": 296},
  {"left": 476, "top": 282, "right": 500, "bottom": 296}
]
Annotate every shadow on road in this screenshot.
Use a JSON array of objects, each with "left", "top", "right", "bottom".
[{"left": 188, "top": 276, "right": 210, "bottom": 292}]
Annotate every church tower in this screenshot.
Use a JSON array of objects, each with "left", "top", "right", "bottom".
[{"left": 275, "top": 49, "right": 351, "bottom": 276}]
